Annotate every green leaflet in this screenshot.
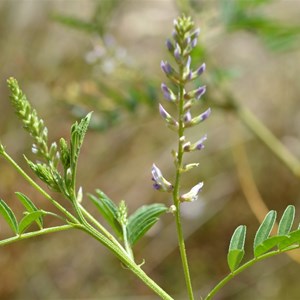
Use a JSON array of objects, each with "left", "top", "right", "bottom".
[
  {"left": 88, "top": 190, "right": 122, "bottom": 237},
  {"left": 278, "top": 229, "right": 300, "bottom": 251},
  {"left": 0, "top": 199, "right": 18, "bottom": 234},
  {"left": 15, "top": 192, "right": 43, "bottom": 229},
  {"left": 278, "top": 205, "right": 295, "bottom": 236},
  {"left": 127, "top": 204, "right": 167, "bottom": 246},
  {"left": 227, "top": 225, "right": 246, "bottom": 272},
  {"left": 18, "top": 211, "right": 44, "bottom": 234},
  {"left": 253, "top": 210, "right": 276, "bottom": 256},
  {"left": 254, "top": 235, "right": 286, "bottom": 257},
  {"left": 89, "top": 191, "right": 167, "bottom": 246}
]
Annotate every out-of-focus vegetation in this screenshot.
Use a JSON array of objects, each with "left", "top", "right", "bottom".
[{"left": 0, "top": 0, "right": 300, "bottom": 299}]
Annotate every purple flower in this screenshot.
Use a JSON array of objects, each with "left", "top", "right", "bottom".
[
  {"left": 166, "top": 39, "right": 174, "bottom": 52},
  {"left": 191, "top": 38, "right": 197, "bottom": 48},
  {"left": 180, "top": 182, "right": 203, "bottom": 202},
  {"left": 151, "top": 164, "right": 173, "bottom": 192},
  {"left": 183, "top": 134, "right": 207, "bottom": 152},
  {"left": 195, "top": 135, "right": 207, "bottom": 150},
  {"left": 174, "top": 43, "right": 181, "bottom": 62},
  {"left": 195, "top": 86, "right": 206, "bottom": 99},
  {"left": 161, "top": 83, "right": 176, "bottom": 102},
  {"left": 190, "top": 108, "right": 211, "bottom": 126},
  {"left": 161, "top": 60, "right": 173, "bottom": 75},
  {"left": 185, "top": 86, "right": 206, "bottom": 100},
  {"left": 191, "top": 63, "right": 206, "bottom": 79},
  {"left": 191, "top": 28, "right": 200, "bottom": 39},
  {"left": 183, "top": 110, "right": 192, "bottom": 124},
  {"left": 159, "top": 103, "right": 177, "bottom": 126}
]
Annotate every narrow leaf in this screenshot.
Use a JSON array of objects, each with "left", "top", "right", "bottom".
[
  {"left": 0, "top": 199, "right": 19, "bottom": 234},
  {"left": 19, "top": 211, "right": 44, "bottom": 234},
  {"left": 127, "top": 203, "right": 167, "bottom": 245},
  {"left": 88, "top": 190, "right": 122, "bottom": 237},
  {"left": 227, "top": 225, "right": 246, "bottom": 272},
  {"left": 15, "top": 192, "right": 43, "bottom": 229},
  {"left": 128, "top": 218, "right": 158, "bottom": 246},
  {"left": 254, "top": 210, "right": 277, "bottom": 254},
  {"left": 278, "top": 205, "right": 295, "bottom": 236},
  {"left": 254, "top": 235, "right": 286, "bottom": 257}
]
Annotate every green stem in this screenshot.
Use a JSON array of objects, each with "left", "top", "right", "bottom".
[
  {"left": 122, "top": 223, "right": 134, "bottom": 260},
  {"left": 0, "top": 150, "right": 79, "bottom": 224},
  {"left": 0, "top": 150, "right": 172, "bottom": 299},
  {"left": 172, "top": 75, "right": 195, "bottom": 300},
  {"left": 204, "top": 246, "right": 300, "bottom": 300},
  {"left": 80, "top": 222, "right": 173, "bottom": 300},
  {"left": 79, "top": 203, "right": 124, "bottom": 248},
  {"left": 0, "top": 225, "right": 74, "bottom": 246}
]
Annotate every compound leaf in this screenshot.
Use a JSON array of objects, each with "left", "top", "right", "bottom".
[
  {"left": 88, "top": 190, "right": 122, "bottom": 237},
  {"left": 127, "top": 203, "right": 167, "bottom": 246},
  {"left": 0, "top": 199, "right": 19, "bottom": 234},
  {"left": 227, "top": 225, "right": 246, "bottom": 272},
  {"left": 15, "top": 192, "right": 43, "bottom": 229}
]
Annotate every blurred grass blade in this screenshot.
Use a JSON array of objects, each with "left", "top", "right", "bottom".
[
  {"left": 88, "top": 190, "right": 122, "bottom": 237},
  {"left": 15, "top": 192, "right": 43, "bottom": 229},
  {"left": 51, "top": 14, "right": 97, "bottom": 33},
  {"left": 19, "top": 211, "right": 44, "bottom": 234},
  {"left": 227, "top": 225, "right": 246, "bottom": 272},
  {"left": 278, "top": 205, "right": 295, "bottom": 236},
  {"left": 0, "top": 199, "right": 19, "bottom": 234},
  {"left": 254, "top": 210, "right": 276, "bottom": 256},
  {"left": 127, "top": 204, "right": 167, "bottom": 246}
]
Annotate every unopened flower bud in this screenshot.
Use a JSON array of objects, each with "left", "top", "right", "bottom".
[
  {"left": 159, "top": 104, "right": 178, "bottom": 127},
  {"left": 190, "top": 108, "right": 211, "bottom": 126},
  {"left": 117, "top": 200, "right": 128, "bottom": 225},
  {"left": 151, "top": 164, "right": 173, "bottom": 192},
  {"left": 183, "top": 135, "right": 207, "bottom": 152},
  {"left": 161, "top": 60, "right": 173, "bottom": 76},
  {"left": 191, "top": 63, "right": 206, "bottom": 80},
  {"left": 76, "top": 186, "right": 83, "bottom": 203},
  {"left": 180, "top": 182, "right": 203, "bottom": 202},
  {"left": 183, "top": 56, "right": 192, "bottom": 81},
  {"left": 174, "top": 43, "right": 181, "bottom": 63},
  {"left": 183, "top": 110, "right": 192, "bottom": 125},
  {"left": 161, "top": 83, "right": 177, "bottom": 102},
  {"left": 182, "top": 163, "right": 200, "bottom": 172},
  {"left": 32, "top": 144, "right": 38, "bottom": 154},
  {"left": 166, "top": 39, "right": 174, "bottom": 52},
  {"left": 168, "top": 205, "right": 177, "bottom": 214}
]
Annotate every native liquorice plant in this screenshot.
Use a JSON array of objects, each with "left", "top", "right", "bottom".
[{"left": 1, "top": 15, "right": 300, "bottom": 300}]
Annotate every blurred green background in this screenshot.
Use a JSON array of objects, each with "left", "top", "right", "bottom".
[{"left": 1, "top": 0, "right": 300, "bottom": 299}]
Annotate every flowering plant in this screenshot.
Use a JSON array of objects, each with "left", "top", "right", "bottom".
[{"left": 1, "top": 15, "right": 300, "bottom": 300}]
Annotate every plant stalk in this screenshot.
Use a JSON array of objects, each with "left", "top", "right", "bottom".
[
  {"left": 172, "top": 73, "right": 195, "bottom": 300},
  {"left": 204, "top": 246, "right": 299, "bottom": 300}
]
